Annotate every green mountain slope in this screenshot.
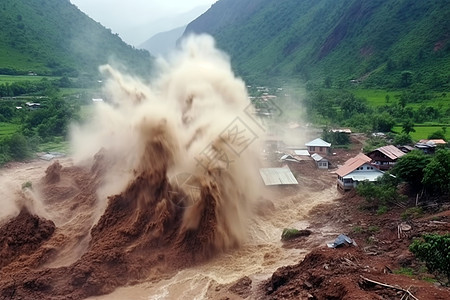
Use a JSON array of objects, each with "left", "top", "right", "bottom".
[
  {"left": 0, "top": 0, "right": 152, "bottom": 77},
  {"left": 185, "top": 0, "right": 450, "bottom": 88}
]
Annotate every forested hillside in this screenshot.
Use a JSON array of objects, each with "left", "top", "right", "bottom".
[
  {"left": 0, "top": 0, "right": 152, "bottom": 77},
  {"left": 185, "top": 0, "right": 450, "bottom": 88}
]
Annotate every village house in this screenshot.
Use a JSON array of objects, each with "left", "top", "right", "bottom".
[
  {"left": 331, "top": 128, "right": 352, "bottom": 134},
  {"left": 25, "top": 102, "right": 41, "bottom": 110},
  {"left": 305, "top": 138, "right": 331, "bottom": 155},
  {"left": 367, "top": 145, "right": 405, "bottom": 171},
  {"left": 311, "top": 153, "right": 329, "bottom": 169},
  {"left": 414, "top": 139, "right": 447, "bottom": 154},
  {"left": 336, "top": 153, "right": 384, "bottom": 191},
  {"left": 280, "top": 151, "right": 314, "bottom": 173}
]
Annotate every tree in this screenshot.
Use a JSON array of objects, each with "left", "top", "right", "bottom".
[
  {"left": 401, "top": 71, "right": 413, "bottom": 87},
  {"left": 7, "top": 133, "right": 32, "bottom": 160},
  {"left": 428, "top": 130, "right": 446, "bottom": 140},
  {"left": 372, "top": 112, "right": 395, "bottom": 132},
  {"left": 322, "top": 129, "right": 350, "bottom": 146},
  {"left": 392, "top": 150, "right": 430, "bottom": 191},
  {"left": 422, "top": 149, "right": 450, "bottom": 195},
  {"left": 410, "top": 234, "right": 450, "bottom": 281},
  {"left": 340, "top": 94, "right": 369, "bottom": 119},
  {"left": 394, "top": 133, "right": 412, "bottom": 145},
  {"left": 324, "top": 76, "right": 332, "bottom": 88},
  {"left": 402, "top": 119, "right": 416, "bottom": 135},
  {"left": 356, "top": 174, "right": 406, "bottom": 211},
  {"left": 399, "top": 94, "right": 407, "bottom": 108}
]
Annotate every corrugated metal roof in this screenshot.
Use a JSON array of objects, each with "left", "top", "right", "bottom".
[
  {"left": 280, "top": 154, "right": 300, "bottom": 163},
  {"left": 259, "top": 167, "right": 299, "bottom": 185},
  {"left": 311, "top": 153, "right": 326, "bottom": 162},
  {"left": 335, "top": 153, "right": 371, "bottom": 177},
  {"left": 305, "top": 138, "right": 331, "bottom": 147},
  {"left": 294, "top": 150, "right": 310, "bottom": 156},
  {"left": 419, "top": 139, "right": 447, "bottom": 145},
  {"left": 372, "top": 145, "right": 405, "bottom": 160},
  {"left": 331, "top": 128, "right": 352, "bottom": 134}
]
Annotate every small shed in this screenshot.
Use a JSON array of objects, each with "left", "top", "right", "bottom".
[
  {"left": 398, "top": 145, "right": 414, "bottom": 153},
  {"left": 259, "top": 167, "right": 298, "bottom": 186},
  {"left": 25, "top": 102, "right": 41, "bottom": 110},
  {"left": 311, "top": 153, "right": 329, "bottom": 169},
  {"left": 280, "top": 154, "right": 300, "bottom": 163},
  {"left": 305, "top": 138, "right": 331, "bottom": 155}
]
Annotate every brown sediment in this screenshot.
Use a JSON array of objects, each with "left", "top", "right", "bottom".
[
  {"left": 0, "top": 137, "right": 247, "bottom": 300},
  {"left": 43, "top": 161, "right": 62, "bottom": 184},
  {"left": 0, "top": 209, "right": 55, "bottom": 270}
]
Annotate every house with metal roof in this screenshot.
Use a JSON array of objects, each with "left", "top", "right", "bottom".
[
  {"left": 280, "top": 154, "right": 300, "bottom": 163},
  {"left": 367, "top": 145, "right": 405, "bottom": 171},
  {"left": 335, "top": 153, "right": 384, "bottom": 191},
  {"left": 305, "top": 138, "right": 331, "bottom": 155},
  {"left": 414, "top": 139, "right": 447, "bottom": 154},
  {"left": 311, "top": 153, "right": 329, "bottom": 169},
  {"left": 398, "top": 145, "right": 415, "bottom": 153}
]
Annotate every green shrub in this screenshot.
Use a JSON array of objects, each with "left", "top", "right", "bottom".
[
  {"left": 281, "top": 228, "right": 311, "bottom": 241},
  {"left": 376, "top": 205, "right": 388, "bottom": 215},
  {"left": 368, "top": 225, "right": 380, "bottom": 233},
  {"left": 409, "top": 234, "right": 450, "bottom": 282},
  {"left": 22, "top": 181, "right": 32, "bottom": 190},
  {"left": 352, "top": 226, "right": 363, "bottom": 233},
  {"left": 401, "top": 207, "right": 423, "bottom": 220},
  {"left": 394, "top": 267, "right": 414, "bottom": 276},
  {"left": 356, "top": 179, "right": 406, "bottom": 212}
]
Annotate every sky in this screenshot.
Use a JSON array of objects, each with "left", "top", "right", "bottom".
[{"left": 70, "top": 0, "right": 217, "bottom": 45}]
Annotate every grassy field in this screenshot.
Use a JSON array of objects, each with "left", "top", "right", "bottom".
[
  {"left": 392, "top": 125, "right": 450, "bottom": 141},
  {"left": 351, "top": 89, "right": 450, "bottom": 110},
  {"left": 38, "top": 140, "right": 70, "bottom": 153},
  {"left": 0, "top": 74, "right": 57, "bottom": 83},
  {"left": 351, "top": 89, "right": 397, "bottom": 106},
  {"left": 0, "top": 122, "right": 20, "bottom": 138}
]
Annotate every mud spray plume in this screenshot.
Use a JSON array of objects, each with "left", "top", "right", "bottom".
[
  {"left": 71, "top": 33, "right": 263, "bottom": 251},
  {"left": 0, "top": 35, "right": 266, "bottom": 299}
]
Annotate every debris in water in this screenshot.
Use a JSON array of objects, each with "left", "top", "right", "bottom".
[{"left": 327, "top": 234, "right": 357, "bottom": 248}]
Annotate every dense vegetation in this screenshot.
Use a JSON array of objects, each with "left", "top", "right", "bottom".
[
  {"left": 303, "top": 88, "right": 449, "bottom": 139},
  {"left": 186, "top": 0, "right": 450, "bottom": 89},
  {"left": 410, "top": 234, "right": 450, "bottom": 283},
  {"left": 0, "top": 0, "right": 157, "bottom": 165},
  {"left": 0, "top": 81, "right": 84, "bottom": 165},
  {"left": 356, "top": 148, "right": 450, "bottom": 214},
  {"left": 0, "top": 0, "right": 152, "bottom": 77}
]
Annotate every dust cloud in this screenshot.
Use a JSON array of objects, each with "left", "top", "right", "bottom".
[
  {"left": 71, "top": 33, "right": 262, "bottom": 250},
  {"left": 0, "top": 34, "right": 265, "bottom": 299}
]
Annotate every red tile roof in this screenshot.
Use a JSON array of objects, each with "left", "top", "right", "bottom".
[{"left": 336, "top": 153, "right": 371, "bottom": 177}]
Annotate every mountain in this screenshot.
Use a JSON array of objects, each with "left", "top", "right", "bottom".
[
  {"left": 139, "top": 26, "right": 186, "bottom": 57},
  {"left": 185, "top": 0, "right": 450, "bottom": 88},
  {"left": 124, "top": 5, "right": 210, "bottom": 47},
  {"left": 0, "top": 0, "right": 152, "bottom": 77}
]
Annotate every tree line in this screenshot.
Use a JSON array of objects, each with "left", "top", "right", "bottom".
[
  {"left": 0, "top": 96, "right": 80, "bottom": 165},
  {"left": 304, "top": 88, "right": 448, "bottom": 135}
]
